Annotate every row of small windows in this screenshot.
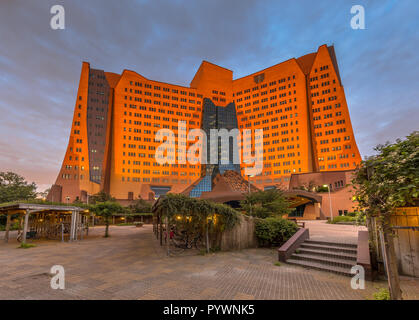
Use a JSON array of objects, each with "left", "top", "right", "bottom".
[
  {"left": 128, "top": 81, "right": 203, "bottom": 98},
  {"left": 122, "top": 177, "right": 193, "bottom": 184},
  {"left": 234, "top": 75, "right": 296, "bottom": 97}
]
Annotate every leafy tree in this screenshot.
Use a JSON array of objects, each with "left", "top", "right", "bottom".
[
  {"left": 129, "top": 197, "right": 152, "bottom": 213},
  {"left": 241, "top": 189, "right": 292, "bottom": 218},
  {"left": 89, "top": 191, "right": 115, "bottom": 204},
  {"left": 37, "top": 187, "right": 50, "bottom": 200},
  {"left": 352, "top": 131, "right": 418, "bottom": 215},
  {"left": 296, "top": 180, "right": 316, "bottom": 192},
  {"left": 0, "top": 171, "right": 37, "bottom": 203},
  {"left": 352, "top": 131, "right": 419, "bottom": 300},
  {"left": 90, "top": 201, "right": 125, "bottom": 237}
]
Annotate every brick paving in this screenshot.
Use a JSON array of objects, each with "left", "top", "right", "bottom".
[
  {"left": 304, "top": 220, "right": 367, "bottom": 244},
  {"left": 0, "top": 225, "right": 418, "bottom": 300}
]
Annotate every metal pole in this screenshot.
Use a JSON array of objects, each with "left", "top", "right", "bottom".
[
  {"left": 61, "top": 223, "right": 64, "bottom": 242},
  {"left": 22, "top": 210, "right": 30, "bottom": 245},
  {"left": 74, "top": 213, "right": 79, "bottom": 241},
  {"left": 4, "top": 214, "right": 11, "bottom": 243},
  {"left": 70, "top": 210, "right": 76, "bottom": 242},
  {"left": 165, "top": 216, "right": 169, "bottom": 256}
]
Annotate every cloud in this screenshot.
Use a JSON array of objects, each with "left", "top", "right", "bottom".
[{"left": 0, "top": 0, "right": 418, "bottom": 189}]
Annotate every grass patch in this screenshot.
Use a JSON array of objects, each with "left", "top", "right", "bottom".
[
  {"left": 274, "top": 262, "right": 281, "bottom": 267},
  {"left": 18, "top": 243, "right": 36, "bottom": 249},
  {"left": 116, "top": 223, "right": 134, "bottom": 226},
  {"left": 327, "top": 216, "right": 356, "bottom": 224},
  {"left": 373, "top": 288, "right": 390, "bottom": 300}
]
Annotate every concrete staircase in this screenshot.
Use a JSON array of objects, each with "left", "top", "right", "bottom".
[{"left": 286, "top": 239, "right": 358, "bottom": 277}]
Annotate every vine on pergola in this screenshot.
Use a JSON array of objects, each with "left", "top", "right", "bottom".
[{"left": 153, "top": 194, "right": 240, "bottom": 234}]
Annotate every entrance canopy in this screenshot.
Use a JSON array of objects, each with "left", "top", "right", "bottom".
[{"left": 283, "top": 190, "right": 322, "bottom": 207}]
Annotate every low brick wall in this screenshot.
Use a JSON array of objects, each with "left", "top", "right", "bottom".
[
  {"left": 278, "top": 228, "right": 309, "bottom": 262},
  {"left": 357, "top": 230, "right": 373, "bottom": 280}
]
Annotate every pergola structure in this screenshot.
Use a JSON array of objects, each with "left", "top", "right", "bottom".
[{"left": 0, "top": 203, "right": 89, "bottom": 244}]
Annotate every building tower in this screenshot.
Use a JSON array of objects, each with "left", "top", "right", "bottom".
[{"left": 48, "top": 44, "right": 361, "bottom": 203}]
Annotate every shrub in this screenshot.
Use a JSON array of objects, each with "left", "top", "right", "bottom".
[
  {"left": 134, "top": 221, "right": 144, "bottom": 227},
  {"left": 18, "top": 243, "right": 36, "bottom": 249},
  {"left": 0, "top": 221, "right": 20, "bottom": 231},
  {"left": 373, "top": 288, "right": 390, "bottom": 300},
  {"left": 255, "top": 218, "right": 298, "bottom": 247},
  {"left": 327, "top": 216, "right": 356, "bottom": 224},
  {"left": 346, "top": 211, "right": 357, "bottom": 217}
]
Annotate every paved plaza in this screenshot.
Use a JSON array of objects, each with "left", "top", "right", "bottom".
[
  {"left": 0, "top": 224, "right": 418, "bottom": 300},
  {"left": 304, "top": 220, "right": 368, "bottom": 243}
]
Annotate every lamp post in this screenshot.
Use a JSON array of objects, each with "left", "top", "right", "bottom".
[
  {"left": 247, "top": 174, "right": 255, "bottom": 194},
  {"left": 323, "top": 184, "right": 333, "bottom": 221}
]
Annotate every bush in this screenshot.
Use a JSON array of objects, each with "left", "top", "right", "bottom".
[
  {"left": 0, "top": 221, "right": 20, "bottom": 231},
  {"left": 134, "top": 221, "right": 144, "bottom": 227},
  {"left": 255, "top": 218, "right": 298, "bottom": 247},
  {"left": 327, "top": 216, "right": 356, "bottom": 224},
  {"left": 346, "top": 211, "right": 357, "bottom": 217},
  {"left": 327, "top": 214, "right": 366, "bottom": 225},
  {"left": 373, "top": 288, "right": 390, "bottom": 300}
]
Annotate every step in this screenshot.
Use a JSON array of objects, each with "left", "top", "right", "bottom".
[
  {"left": 286, "top": 258, "right": 353, "bottom": 277},
  {"left": 298, "top": 247, "right": 357, "bottom": 261},
  {"left": 300, "top": 242, "right": 357, "bottom": 254},
  {"left": 290, "top": 253, "right": 356, "bottom": 269},
  {"left": 304, "top": 239, "right": 357, "bottom": 248}
]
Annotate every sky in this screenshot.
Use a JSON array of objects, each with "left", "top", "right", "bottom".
[{"left": 0, "top": 0, "right": 418, "bottom": 192}]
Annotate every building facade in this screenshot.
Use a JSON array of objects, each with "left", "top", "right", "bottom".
[
  {"left": 48, "top": 44, "right": 361, "bottom": 203},
  {"left": 287, "top": 170, "right": 358, "bottom": 219}
]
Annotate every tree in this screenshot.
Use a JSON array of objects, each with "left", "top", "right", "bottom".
[
  {"left": 0, "top": 171, "right": 37, "bottom": 203},
  {"left": 89, "top": 191, "right": 115, "bottom": 204},
  {"left": 129, "top": 197, "right": 152, "bottom": 213},
  {"left": 90, "top": 201, "right": 125, "bottom": 238},
  {"left": 352, "top": 131, "right": 419, "bottom": 300},
  {"left": 241, "top": 189, "right": 292, "bottom": 218},
  {"left": 296, "top": 180, "right": 316, "bottom": 192},
  {"left": 37, "top": 187, "right": 50, "bottom": 200}
]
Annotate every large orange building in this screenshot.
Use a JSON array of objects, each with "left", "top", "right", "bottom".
[{"left": 48, "top": 44, "right": 361, "bottom": 203}]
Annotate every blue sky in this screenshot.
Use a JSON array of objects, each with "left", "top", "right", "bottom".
[{"left": 0, "top": 0, "right": 418, "bottom": 191}]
